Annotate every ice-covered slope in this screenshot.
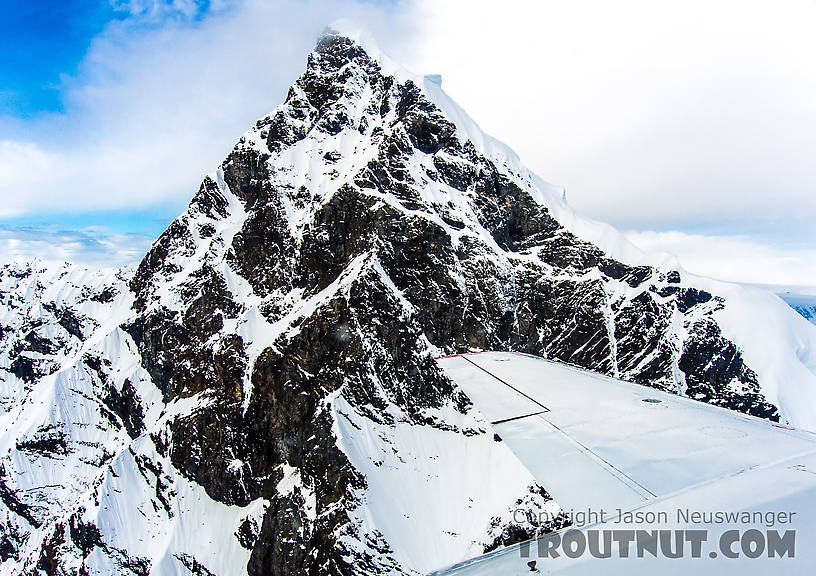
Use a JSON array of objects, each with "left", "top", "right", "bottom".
[
  {"left": 778, "top": 290, "right": 816, "bottom": 326},
  {"left": 685, "top": 277, "right": 816, "bottom": 430},
  {"left": 3, "top": 27, "right": 816, "bottom": 576}
]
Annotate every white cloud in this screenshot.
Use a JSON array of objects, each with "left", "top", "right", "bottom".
[
  {"left": 110, "top": 0, "right": 202, "bottom": 19},
  {"left": 0, "top": 142, "right": 55, "bottom": 216},
  {"left": 404, "top": 0, "right": 816, "bottom": 229},
  {"left": 0, "top": 0, "right": 418, "bottom": 216}
]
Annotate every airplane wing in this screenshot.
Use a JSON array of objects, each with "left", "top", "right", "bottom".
[{"left": 433, "top": 351, "right": 816, "bottom": 575}]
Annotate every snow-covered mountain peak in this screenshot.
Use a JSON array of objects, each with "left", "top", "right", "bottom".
[{"left": 4, "top": 30, "right": 816, "bottom": 576}]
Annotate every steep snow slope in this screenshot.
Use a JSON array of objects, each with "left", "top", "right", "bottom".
[
  {"left": 0, "top": 258, "right": 557, "bottom": 575},
  {"left": 2, "top": 27, "right": 816, "bottom": 576},
  {"left": 686, "top": 277, "right": 816, "bottom": 429},
  {"left": 0, "top": 261, "right": 267, "bottom": 574}
]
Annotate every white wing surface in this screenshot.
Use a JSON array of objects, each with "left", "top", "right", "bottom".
[{"left": 434, "top": 352, "right": 816, "bottom": 575}]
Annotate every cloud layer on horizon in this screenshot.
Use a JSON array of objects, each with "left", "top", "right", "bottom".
[
  {"left": 624, "top": 229, "right": 816, "bottom": 288},
  {"left": 0, "top": 226, "right": 153, "bottom": 268}
]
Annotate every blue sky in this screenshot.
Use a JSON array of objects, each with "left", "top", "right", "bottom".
[
  {"left": 1, "top": 0, "right": 117, "bottom": 116},
  {"left": 0, "top": 1, "right": 224, "bottom": 115},
  {"left": 0, "top": 0, "right": 814, "bottom": 285}
]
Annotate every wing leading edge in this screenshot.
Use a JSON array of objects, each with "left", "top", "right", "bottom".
[{"left": 435, "top": 352, "right": 816, "bottom": 575}]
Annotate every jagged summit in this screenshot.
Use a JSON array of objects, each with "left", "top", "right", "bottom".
[
  {"left": 2, "top": 30, "right": 816, "bottom": 576},
  {"left": 315, "top": 27, "right": 656, "bottom": 268}
]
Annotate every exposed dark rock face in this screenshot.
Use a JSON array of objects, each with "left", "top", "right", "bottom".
[
  {"left": 15, "top": 425, "right": 70, "bottom": 457},
  {"left": 0, "top": 30, "right": 789, "bottom": 576},
  {"left": 678, "top": 319, "right": 777, "bottom": 418}
]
